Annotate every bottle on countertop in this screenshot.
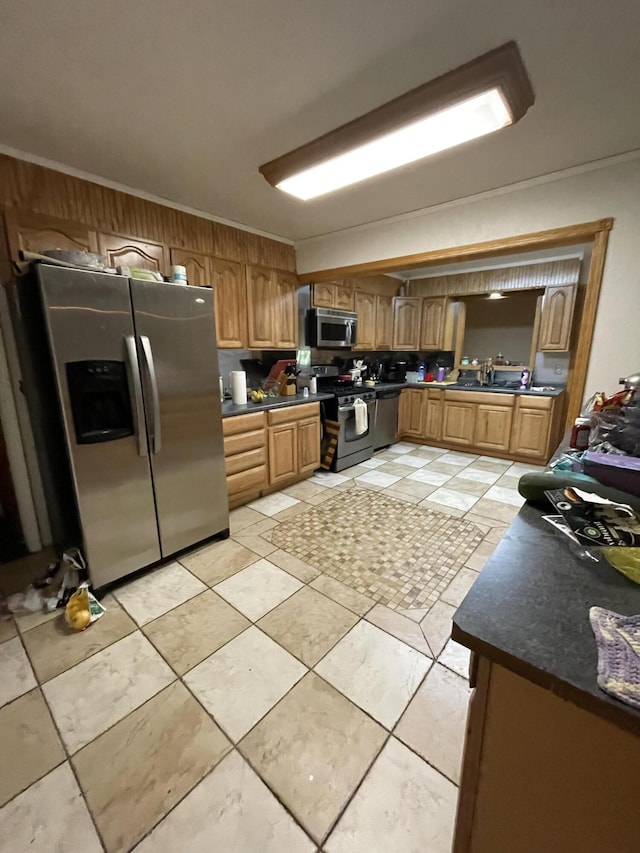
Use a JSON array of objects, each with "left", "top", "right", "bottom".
[
  {"left": 436, "top": 366, "right": 446, "bottom": 383},
  {"left": 520, "top": 368, "right": 531, "bottom": 389},
  {"left": 417, "top": 362, "right": 425, "bottom": 381},
  {"left": 309, "top": 376, "right": 317, "bottom": 394}
]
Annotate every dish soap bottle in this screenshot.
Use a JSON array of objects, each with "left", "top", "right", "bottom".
[{"left": 417, "top": 362, "right": 425, "bottom": 382}]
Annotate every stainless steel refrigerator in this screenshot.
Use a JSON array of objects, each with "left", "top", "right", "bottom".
[{"left": 14, "top": 263, "right": 229, "bottom": 588}]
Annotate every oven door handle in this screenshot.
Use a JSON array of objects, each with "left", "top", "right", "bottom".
[{"left": 338, "top": 405, "right": 356, "bottom": 413}]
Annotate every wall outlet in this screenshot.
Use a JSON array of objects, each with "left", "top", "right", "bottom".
[{"left": 554, "top": 364, "right": 563, "bottom": 375}]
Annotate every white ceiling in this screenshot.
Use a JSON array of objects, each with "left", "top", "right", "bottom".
[{"left": 1, "top": 0, "right": 640, "bottom": 242}]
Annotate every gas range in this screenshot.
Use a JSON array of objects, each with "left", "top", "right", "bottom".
[{"left": 317, "top": 380, "right": 376, "bottom": 405}]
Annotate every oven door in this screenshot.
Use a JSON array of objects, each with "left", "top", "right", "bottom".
[
  {"left": 337, "top": 399, "right": 376, "bottom": 456},
  {"left": 312, "top": 311, "right": 357, "bottom": 348}
]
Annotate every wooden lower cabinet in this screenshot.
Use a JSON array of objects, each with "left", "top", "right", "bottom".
[
  {"left": 398, "top": 389, "right": 425, "bottom": 437},
  {"left": 223, "top": 412, "right": 268, "bottom": 508},
  {"left": 510, "top": 397, "right": 553, "bottom": 458},
  {"left": 268, "top": 424, "right": 298, "bottom": 485},
  {"left": 298, "top": 417, "right": 321, "bottom": 474},
  {"left": 424, "top": 392, "right": 443, "bottom": 441},
  {"left": 398, "top": 389, "right": 559, "bottom": 463},
  {"left": 474, "top": 404, "right": 513, "bottom": 453},
  {"left": 454, "top": 659, "right": 640, "bottom": 853},
  {"left": 442, "top": 399, "right": 476, "bottom": 446}
]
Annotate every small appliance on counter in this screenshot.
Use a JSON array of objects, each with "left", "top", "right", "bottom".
[{"left": 380, "top": 360, "right": 407, "bottom": 383}]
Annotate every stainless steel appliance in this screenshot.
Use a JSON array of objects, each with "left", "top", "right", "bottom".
[
  {"left": 314, "top": 366, "right": 375, "bottom": 470},
  {"left": 374, "top": 388, "right": 401, "bottom": 449},
  {"left": 308, "top": 307, "right": 357, "bottom": 349},
  {"left": 14, "top": 263, "right": 228, "bottom": 588}
]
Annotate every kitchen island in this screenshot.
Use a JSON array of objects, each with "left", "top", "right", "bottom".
[{"left": 451, "top": 502, "right": 640, "bottom": 853}]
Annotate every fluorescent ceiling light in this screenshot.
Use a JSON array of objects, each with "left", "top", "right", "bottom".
[
  {"left": 260, "top": 41, "right": 534, "bottom": 200},
  {"left": 488, "top": 291, "right": 506, "bottom": 299},
  {"left": 277, "top": 89, "right": 510, "bottom": 200}
]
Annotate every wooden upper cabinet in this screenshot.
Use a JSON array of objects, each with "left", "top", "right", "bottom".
[
  {"left": 98, "top": 233, "right": 168, "bottom": 274},
  {"left": 334, "top": 284, "right": 354, "bottom": 311},
  {"left": 392, "top": 297, "right": 421, "bottom": 350},
  {"left": 420, "top": 297, "right": 447, "bottom": 350},
  {"left": 4, "top": 208, "right": 97, "bottom": 261},
  {"left": 211, "top": 257, "right": 247, "bottom": 349},
  {"left": 274, "top": 272, "right": 298, "bottom": 348},
  {"left": 170, "top": 247, "right": 209, "bottom": 286},
  {"left": 353, "top": 290, "right": 376, "bottom": 350},
  {"left": 375, "top": 295, "right": 393, "bottom": 349},
  {"left": 246, "top": 265, "right": 276, "bottom": 348},
  {"left": 312, "top": 282, "right": 335, "bottom": 308},
  {"left": 538, "top": 285, "right": 577, "bottom": 351}
]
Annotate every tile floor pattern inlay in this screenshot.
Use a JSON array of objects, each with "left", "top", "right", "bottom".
[
  {"left": 0, "top": 440, "right": 529, "bottom": 851},
  {"left": 264, "top": 488, "right": 484, "bottom": 612}
]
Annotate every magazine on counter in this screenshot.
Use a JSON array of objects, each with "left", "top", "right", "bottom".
[{"left": 544, "top": 487, "right": 640, "bottom": 547}]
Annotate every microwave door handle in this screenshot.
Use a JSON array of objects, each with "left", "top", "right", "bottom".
[
  {"left": 124, "top": 335, "right": 148, "bottom": 457},
  {"left": 139, "top": 335, "right": 162, "bottom": 454},
  {"left": 346, "top": 320, "right": 352, "bottom": 346}
]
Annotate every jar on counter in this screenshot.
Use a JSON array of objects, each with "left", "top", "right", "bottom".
[{"left": 570, "top": 417, "right": 591, "bottom": 450}]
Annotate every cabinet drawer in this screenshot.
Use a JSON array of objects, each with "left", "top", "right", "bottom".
[
  {"left": 225, "top": 446, "right": 267, "bottom": 476},
  {"left": 267, "top": 403, "right": 319, "bottom": 425},
  {"left": 224, "top": 429, "right": 266, "bottom": 457},
  {"left": 223, "top": 412, "right": 265, "bottom": 436},
  {"left": 445, "top": 391, "right": 514, "bottom": 406},
  {"left": 226, "top": 464, "right": 267, "bottom": 496},
  {"left": 518, "top": 395, "right": 554, "bottom": 410}
]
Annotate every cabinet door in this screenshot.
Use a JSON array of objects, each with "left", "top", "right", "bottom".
[
  {"left": 420, "top": 298, "right": 447, "bottom": 350},
  {"left": 268, "top": 423, "right": 298, "bottom": 485},
  {"left": 353, "top": 290, "right": 376, "bottom": 350},
  {"left": 312, "top": 282, "right": 335, "bottom": 308},
  {"left": 392, "top": 297, "right": 421, "bottom": 350},
  {"left": 334, "top": 284, "right": 354, "bottom": 311},
  {"left": 375, "top": 295, "right": 393, "bottom": 349},
  {"left": 246, "top": 265, "right": 276, "bottom": 348},
  {"left": 274, "top": 272, "right": 298, "bottom": 348},
  {"left": 510, "top": 407, "right": 551, "bottom": 458},
  {"left": 424, "top": 395, "right": 443, "bottom": 441},
  {"left": 398, "top": 389, "right": 425, "bottom": 437},
  {"left": 474, "top": 405, "right": 513, "bottom": 452},
  {"left": 211, "top": 257, "right": 247, "bottom": 348},
  {"left": 4, "top": 209, "right": 97, "bottom": 261},
  {"left": 98, "top": 233, "right": 168, "bottom": 274},
  {"left": 170, "top": 247, "right": 209, "bottom": 286},
  {"left": 442, "top": 401, "right": 476, "bottom": 445},
  {"left": 538, "top": 285, "right": 576, "bottom": 351},
  {"left": 298, "top": 417, "right": 321, "bottom": 474}
]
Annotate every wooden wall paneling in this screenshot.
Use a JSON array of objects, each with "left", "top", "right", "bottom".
[{"left": 0, "top": 154, "right": 295, "bottom": 270}]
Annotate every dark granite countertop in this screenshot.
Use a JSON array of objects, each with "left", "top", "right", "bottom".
[
  {"left": 366, "top": 382, "right": 565, "bottom": 397},
  {"left": 221, "top": 392, "right": 333, "bottom": 418},
  {"left": 453, "top": 502, "right": 640, "bottom": 734}
]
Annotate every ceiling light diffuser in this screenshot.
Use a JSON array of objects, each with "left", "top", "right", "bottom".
[
  {"left": 488, "top": 291, "right": 506, "bottom": 299},
  {"left": 260, "top": 41, "right": 534, "bottom": 200}
]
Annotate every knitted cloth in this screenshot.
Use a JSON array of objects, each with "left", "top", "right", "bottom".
[{"left": 589, "top": 606, "right": 640, "bottom": 709}]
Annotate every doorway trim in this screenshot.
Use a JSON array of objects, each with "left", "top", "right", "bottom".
[{"left": 299, "top": 217, "right": 613, "bottom": 428}]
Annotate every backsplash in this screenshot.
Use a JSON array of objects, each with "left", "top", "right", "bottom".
[{"left": 534, "top": 352, "right": 570, "bottom": 386}]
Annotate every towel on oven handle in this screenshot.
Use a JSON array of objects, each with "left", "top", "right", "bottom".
[{"left": 354, "top": 397, "right": 368, "bottom": 436}]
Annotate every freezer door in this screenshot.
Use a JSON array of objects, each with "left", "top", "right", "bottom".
[
  {"left": 130, "top": 280, "right": 228, "bottom": 555},
  {"left": 36, "top": 266, "right": 161, "bottom": 586}
]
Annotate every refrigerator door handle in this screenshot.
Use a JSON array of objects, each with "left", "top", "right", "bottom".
[
  {"left": 124, "top": 335, "right": 148, "bottom": 457},
  {"left": 139, "top": 335, "right": 162, "bottom": 454}
]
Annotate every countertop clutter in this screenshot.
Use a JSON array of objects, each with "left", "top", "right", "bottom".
[
  {"left": 453, "top": 502, "right": 640, "bottom": 732},
  {"left": 221, "top": 391, "right": 333, "bottom": 418}
]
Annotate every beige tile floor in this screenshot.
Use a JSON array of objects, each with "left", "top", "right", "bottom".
[{"left": 0, "top": 442, "right": 536, "bottom": 852}]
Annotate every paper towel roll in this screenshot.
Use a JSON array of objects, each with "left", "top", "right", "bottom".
[{"left": 230, "top": 370, "right": 247, "bottom": 404}]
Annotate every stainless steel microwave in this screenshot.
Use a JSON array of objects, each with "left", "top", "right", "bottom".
[{"left": 308, "top": 307, "right": 358, "bottom": 348}]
